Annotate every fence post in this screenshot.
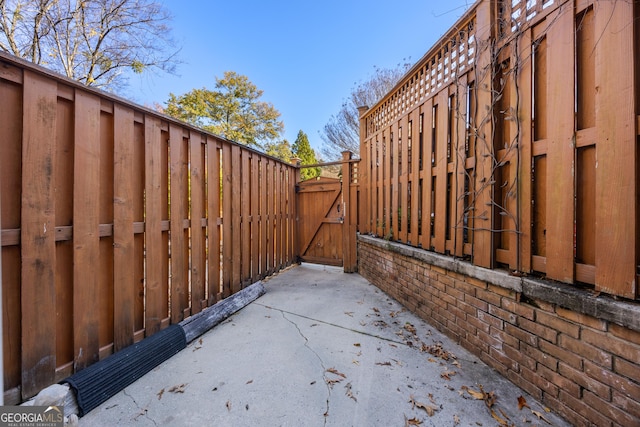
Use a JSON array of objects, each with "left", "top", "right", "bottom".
[
  {"left": 291, "top": 158, "right": 301, "bottom": 263},
  {"left": 341, "top": 151, "right": 357, "bottom": 273}
]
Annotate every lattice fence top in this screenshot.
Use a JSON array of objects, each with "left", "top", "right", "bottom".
[{"left": 366, "top": 14, "right": 477, "bottom": 136}]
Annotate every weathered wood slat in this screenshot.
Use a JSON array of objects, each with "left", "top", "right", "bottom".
[
  {"left": 593, "top": 0, "right": 636, "bottom": 297},
  {"left": 190, "top": 134, "right": 205, "bottom": 310},
  {"left": 169, "top": 123, "right": 187, "bottom": 322},
  {"left": 113, "top": 104, "right": 135, "bottom": 351},
  {"left": 72, "top": 89, "right": 101, "bottom": 371},
  {"left": 545, "top": 7, "right": 574, "bottom": 283},
  {"left": 207, "top": 138, "right": 221, "bottom": 304},
  {"left": 144, "top": 115, "right": 165, "bottom": 336},
  {"left": 20, "top": 71, "right": 57, "bottom": 399}
]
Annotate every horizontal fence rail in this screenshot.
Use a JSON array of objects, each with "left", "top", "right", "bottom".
[
  {"left": 359, "top": 0, "right": 638, "bottom": 299},
  {"left": 1, "top": 52, "right": 297, "bottom": 402}
]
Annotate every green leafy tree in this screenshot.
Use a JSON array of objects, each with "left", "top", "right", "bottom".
[
  {"left": 264, "top": 139, "right": 293, "bottom": 162},
  {"left": 292, "top": 130, "right": 320, "bottom": 181},
  {"left": 0, "top": 0, "right": 179, "bottom": 90},
  {"left": 320, "top": 62, "right": 411, "bottom": 160},
  {"left": 165, "top": 71, "right": 284, "bottom": 147}
]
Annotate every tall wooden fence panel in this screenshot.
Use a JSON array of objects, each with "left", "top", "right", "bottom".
[
  {"left": 0, "top": 52, "right": 297, "bottom": 402},
  {"left": 359, "top": 0, "right": 638, "bottom": 299}
]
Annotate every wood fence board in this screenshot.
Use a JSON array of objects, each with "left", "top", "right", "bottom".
[
  {"left": 434, "top": 90, "right": 448, "bottom": 254},
  {"left": 454, "top": 77, "right": 468, "bottom": 257},
  {"left": 207, "top": 139, "right": 221, "bottom": 304},
  {"left": 274, "top": 163, "right": 282, "bottom": 269},
  {"left": 471, "top": 0, "right": 494, "bottom": 268},
  {"left": 1, "top": 74, "right": 22, "bottom": 395},
  {"left": 399, "top": 115, "right": 409, "bottom": 243},
  {"left": 545, "top": 7, "right": 575, "bottom": 283},
  {"left": 265, "top": 159, "right": 274, "bottom": 274},
  {"left": 144, "top": 115, "right": 164, "bottom": 335},
  {"left": 594, "top": 0, "right": 636, "bottom": 296},
  {"left": 251, "top": 154, "right": 260, "bottom": 281},
  {"left": 222, "top": 144, "right": 232, "bottom": 297},
  {"left": 260, "top": 159, "right": 269, "bottom": 275},
  {"left": 420, "top": 100, "right": 433, "bottom": 250},
  {"left": 190, "top": 134, "right": 206, "bottom": 311},
  {"left": 98, "top": 109, "right": 115, "bottom": 356},
  {"left": 517, "top": 28, "right": 534, "bottom": 273},
  {"left": 72, "top": 90, "right": 102, "bottom": 370},
  {"left": 241, "top": 151, "right": 251, "bottom": 285},
  {"left": 169, "top": 124, "right": 187, "bottom": 322},
  {"left": 231, "top": 145, "right": 242, "bottom": 293},
  {"left": 53, "top": 96, "right": 73, "bottom": 370},
  {"left": 21, "top": 71, "right": 58, "bottom": 397},
  {"left": 113, "top": 104, "right": 135, "bottom": 351},
  {"left": 391, "top": 122, "right": 399, "bottom": 240},
  {"left": 160, "top": 128, "right": 170, "bottom": 326},
  {"left": 133, "top": 122, "right": 145, "bottom": 333}
]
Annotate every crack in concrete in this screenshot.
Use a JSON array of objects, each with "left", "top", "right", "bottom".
[
  {"left": 255, "top": 302, "right": 407, "bottom": 347},
  {"left": 123, "top": 389, "right": 157, "bottom": 427},
  {"left": 279, "top": 310, "right": 331, "bottom": 427}
]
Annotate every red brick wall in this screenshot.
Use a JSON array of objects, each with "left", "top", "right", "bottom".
[{"left": 358, "top": 236, "right": 640, "bottom": 427}]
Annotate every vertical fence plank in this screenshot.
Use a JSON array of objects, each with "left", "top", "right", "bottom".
[
  {"left": 113, "top": 104, "right": 135, "bottom": 351},
  {"left": 190, "top": 133, "right": 205, "bottom": 310},
  {"left": 169, "top": 124, "right": 187, "bottom": 322},
  {"left": 54, "top": 94, "right": 73, "bottom": 378},
  {"left": 144, "top": 115, "right": 164, "bottom": 336},
  {"left": 265, "top": 159, "right": 274, "bottom": 274},
  {"left": 251, "top": 154, "right": 260, "bottom": 281},
  {"left": 222, "top": 144, "right": 232, "bottom": 297},
  {"left": 231, "top": 145, "right": 242, "bottom": 293},
  {"left": 72, "top": 90, "right": 101, "bottom": 371},
  {"left": 471, "top": 0, "right": 495, "bottom": 268},
  {"left": 241, "top": 151, "right": 251, "bottom": 285},
  {"left": 274, "top": 163, "right": 282, "bottom": 269},
  {"left": 207, "top": 139, "right": 221, "bottom": 304},
  {"left": 133, "top": 120, "right": 145, "bottom": 336},
  {"left": 594, "top": 0, "right": 636, "bottom": 296},
  {"left": 420, "top": 100, "right": 433, "bottom": 250},
  {"left": 260, "top": 158, "right": 269, "bottom": 276},
  {"left": 20, "top": 71, "right": 57, "bottom": 398},
  {"left": 517, "top": 28, "right": 533, "bottom": 274},
  {"left": 399, "top": 116, "right": 409, "bottom": 243},
  {"left": 98, "top": 106, "right": 115, "bottom": 358},
  {"left": 1, "top": 71, "right": 23, "bottom": 400},
  {"left": 545, "top": 7, "right": 575, "bottom": 283}
]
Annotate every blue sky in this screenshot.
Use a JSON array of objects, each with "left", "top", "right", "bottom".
[{"left": 127, "top": 0, "right": 473, "bottom": 157}]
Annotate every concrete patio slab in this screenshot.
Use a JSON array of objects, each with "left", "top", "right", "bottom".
[{"left": 80, "top": 263, "right": 570, "bottom": 427}]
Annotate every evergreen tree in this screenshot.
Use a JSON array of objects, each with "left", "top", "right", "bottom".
[{"left": 292, "top": 130, "right": 320, "bottom": 180}]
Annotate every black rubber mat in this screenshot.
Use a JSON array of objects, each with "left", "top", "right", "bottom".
[{"left": 62, "top": 324, "right": 186, "bottom": 416}]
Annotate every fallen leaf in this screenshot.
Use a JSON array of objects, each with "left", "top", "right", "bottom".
[
  {"left": 375, "top": 361, "right": 392, "bottom": 366},
  {"left": 352, "top": 359, "right": 360, "bottom": 366},
  {"left": 168, "top": 383, "right": 187, "bottom": 393},
  {"left": 404, "top": 415, "right": 423, "bottom": 426},
  {"left": 353, "top": 343, "right": 361, "bottom": 347},
  {"left": 428, "top": 393, "right": 436, "bottom": 405},
  {"left": 344, "top": 311, "right": 354, "bottom": 317},
  {"left": 409, "top": 394, "right": 438, "bottom": 417},
  {"left": 326, "top": 367, "right": 346, "bottom": 378},
  {"left": 345, "top": 382, "right": 357, "bottom": 402},
  {"left": 245, "top": 404, "right": 249, "bottom": 411},
  {"left": 440, "top": 370, "right": 456, "bottom": 380},
  {"left": 517, "top": 395, "right": 530, "bottom": 410},
  {"left": 372, "top": 307, "right": 380, "bottom": 314},
  {"left": 462, "top": 385, "right": 485, "bottom": 400},
  {"left": 226, "top": 400, "right": 231, "bottom": 411},
  {"left": 428, "top": 357, "right": 437, "bottom": 363},
  {"left": 199, "top": 338, "right": 203, "bottom": 345},
  {"left": 490, "top": 408, "right": 509, "bottom": 426},
  {"left": 453, "top": 414, "right": 461, "bottom": 425},
  {"left": 310, "top": 381, "right": 316, "bottom": 385},
  {"left": 156, "top": 388, "right": 165, "bottom": 400},
  {"left": 531, "top": 410, "right": 552, "bottom": 424},
  {"left": 404, "top": 323, "right": 417, "bottom": 335},
  {"left": 246, "top": 379, "right": 253, "bottom": 384}
]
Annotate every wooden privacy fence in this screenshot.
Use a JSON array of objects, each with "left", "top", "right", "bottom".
[
  {"left": 359, "top": 0, "right": 638, "bottom": 298},
  {"left": 0, "top": 52, "right": 297, "bottom": 402}
]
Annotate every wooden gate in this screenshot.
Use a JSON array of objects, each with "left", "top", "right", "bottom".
[{"left": 295, "top": 153, "right": 358, "bottom": 272}]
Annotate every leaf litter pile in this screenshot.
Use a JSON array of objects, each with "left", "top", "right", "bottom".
[{"left": 365, "top": 306, "right": 556, "bottom": 426}]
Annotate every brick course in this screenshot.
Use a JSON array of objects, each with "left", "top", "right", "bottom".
[{"left": 358, "top": 236, "right": 640, "bottom": 427}]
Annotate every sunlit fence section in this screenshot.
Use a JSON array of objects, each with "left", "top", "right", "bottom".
[
  {"left": 359, "top": 0, "right": 638, "bottom": 299},
  {"left": 0, "top": 52, "right": 297, "bottom": 402}
]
